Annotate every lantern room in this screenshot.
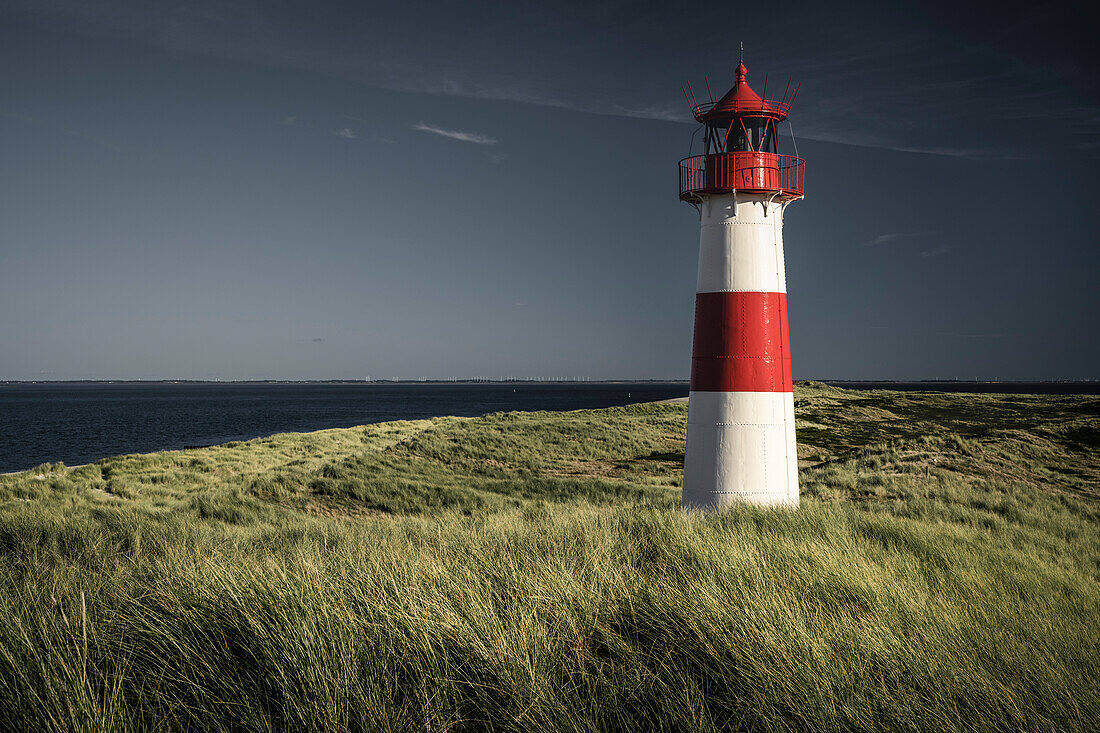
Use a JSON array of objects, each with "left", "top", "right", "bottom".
[{"left": 679, "top": 53, "right": 805, "bottom": 202}]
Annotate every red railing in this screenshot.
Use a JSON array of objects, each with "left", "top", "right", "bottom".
[
  {"left": 679, "top": 152, "right": 804, "bottom": 201},
  {"left": 691, "top": 99, "right": 792, "bottom": 121}
]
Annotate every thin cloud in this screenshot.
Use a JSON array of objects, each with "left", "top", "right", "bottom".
[
  {"left": 282, "top": 116, "right": 390, "bottom": 143},
  {"left": 864, "top": 233, "right": 904, "bottom": 246},
  {"left": 919, "top": 245, "right": 952, "bottom": 258},
  {"left": 804, "top": 126, "right": 1017, "bottom": 159},
  {"left": 862, "top": 232, "right": 934, "bottom": 247},
  {"left": 413, "top": 122, "right": 497, "bottom": 145}
]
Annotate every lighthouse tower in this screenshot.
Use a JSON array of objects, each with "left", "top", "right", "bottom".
[{"left": 678, "top": 54, "right": 804, "bottom": 510}]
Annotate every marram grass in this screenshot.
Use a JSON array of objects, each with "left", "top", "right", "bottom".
[{"left": 0, "top": 383, "right": 1096, "bottom": 731}]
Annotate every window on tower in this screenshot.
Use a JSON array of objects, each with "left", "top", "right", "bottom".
[
  {"left": 758, "top": 119, "right": 777, "bottom": 153},
  {"left": 729, "top": 123, "right": 750, "bottom": 152},
  {"left": 706, "top": 118, "right": 779, "bottom": 154}
]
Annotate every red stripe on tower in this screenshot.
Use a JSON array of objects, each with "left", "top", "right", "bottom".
[{"left": 690, "top": 292, "right": 792, "bottom": 393}]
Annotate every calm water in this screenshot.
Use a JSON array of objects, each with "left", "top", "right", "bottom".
[
  {"left": 2, "top": 381, "right": 1096, "bottom": 474},
  {"left": 0, "top": 383, "right": 688, "bottom": 473}
]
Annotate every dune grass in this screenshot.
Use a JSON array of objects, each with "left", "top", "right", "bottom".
[{"left": 0, "top": 383, "right": 1097, "bottom": 731}]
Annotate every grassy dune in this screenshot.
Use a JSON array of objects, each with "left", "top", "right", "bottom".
[{"left": 0, "top": 383, "right": 1097, "bottom": 731}]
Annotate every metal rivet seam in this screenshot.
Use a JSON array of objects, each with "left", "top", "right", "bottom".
[
  {"left": 703, "top": 492, "right": 796, "bottom": 498},
  {"left": 685, "top": 422, "right": 789, "bottom": 427},
  {"left": 696, "top": 289, "right": 782, "bottom": 293}
]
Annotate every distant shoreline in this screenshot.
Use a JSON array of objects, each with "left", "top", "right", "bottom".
[
  {"left": 0, "top": 379, "right": 689, "bottom": 385},
  {"left": 1, "top": 378, "right": 1095, "bottom": 386}
]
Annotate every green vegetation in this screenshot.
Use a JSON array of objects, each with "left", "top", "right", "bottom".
[{"left": 0, "top": 383, "right": 1097, "bottom": 732}]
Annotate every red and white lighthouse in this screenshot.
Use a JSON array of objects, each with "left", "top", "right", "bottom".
[{"left": 679, "top": 54, "right": 804, "bottom": 510}]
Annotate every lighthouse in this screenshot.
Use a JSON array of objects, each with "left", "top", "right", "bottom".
[{"left": 679, "top": 53, "right": 804, "bottom": 510}]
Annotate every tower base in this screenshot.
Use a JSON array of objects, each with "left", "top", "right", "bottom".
[{"left": 683, "top": 390, "right": 799, "bottom": 510}]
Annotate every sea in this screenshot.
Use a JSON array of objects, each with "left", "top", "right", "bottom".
[
  {"left": 0, "top": 382, "right": 687, "bottom": 473},
  {"left": 1, "top": 381, "right": 1096, "bottom": 474}
]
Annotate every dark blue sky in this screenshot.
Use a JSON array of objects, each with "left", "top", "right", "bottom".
[{"left": 1, "top": 1, "right": 1096, "bottom": 380}]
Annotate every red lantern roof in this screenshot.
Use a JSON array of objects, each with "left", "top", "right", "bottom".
[{"left": 690, "top": 53, "right": 793, "bottom": 123}]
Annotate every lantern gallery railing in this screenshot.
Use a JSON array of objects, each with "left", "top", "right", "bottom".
[
  {"left": 690, "top": 98, "right": 792, "bottom": 121},
  {"left": 679, "top": 152, "right": 805, "bottom": 201}
]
